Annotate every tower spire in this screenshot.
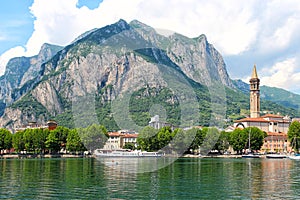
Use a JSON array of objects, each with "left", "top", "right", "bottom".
[{"left": 251, "top": 64, "right": 258, "bottom": 79}]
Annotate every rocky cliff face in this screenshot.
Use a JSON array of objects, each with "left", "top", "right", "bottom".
[
  {"left": 130, "top": 20, "right": 234, "bottom": 88},
  {"left": 0, "top": 19, "right": 234, "bottom": 131},
  {"left": 0, "top": 43, "right": 63, "bottom": 108}
]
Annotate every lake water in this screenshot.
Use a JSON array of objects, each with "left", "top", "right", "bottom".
[{"left": 1, "top": 157, "right": 300, "bottom": 199}]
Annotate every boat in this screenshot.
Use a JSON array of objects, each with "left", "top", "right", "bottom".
[
  {"left": 242, "top": 153, "right": 260, "bottom": 158},
  {"left": 266, "top": 154, "right": 286, "bottom": 159},
  {"left": 288, "top": 154, "right": 300, "bottom": 160},
  {"left": 94, "top": 149, "right": 164, "bottom": 157}
]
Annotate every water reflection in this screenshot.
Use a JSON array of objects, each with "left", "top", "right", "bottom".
[
  {"left": 1, "top": 158, "right": 300, "bottom": 199},
  {"left": 95, "top": 157, "right": 176, "bottom": 173},
  {"left": 257, "top": 159, "right": 293, "bottom": 199}
]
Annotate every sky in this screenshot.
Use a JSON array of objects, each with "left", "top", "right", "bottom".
[{"left": 1, "top": 0, "right": 300, "bottom": 94}]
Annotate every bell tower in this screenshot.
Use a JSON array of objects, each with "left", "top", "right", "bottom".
[{"left": 249, "top": 65, "right": 260, "bottom": 118}]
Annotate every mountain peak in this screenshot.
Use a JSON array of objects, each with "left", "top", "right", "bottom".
[
  {"left": 38, "top": 43, "right": 63, "bottom": 55},
  {"left": 115, "top": 19, "right": 130, "bottom": 29},
  {"left": 195, "top": 34, "right": 207, "bottom": 41},
  {"left": 130, "top": 20, "right": 152, "bottom": 29}
]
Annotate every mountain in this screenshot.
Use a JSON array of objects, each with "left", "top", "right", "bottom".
[
  {"left": 233, "top": 79, "right": 300, "bottom": 110},
  {"left": 0, "top": 43, "right": 63, "bottom": 114},
  {"left": 0, "top": 19, "right": 298, "bottom": 131}
]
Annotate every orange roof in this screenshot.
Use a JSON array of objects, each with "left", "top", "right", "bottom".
[
  {"left": 122, "top": 134, "right": 138, "bottom": 138},
  {"left": 108, "top": 132, "right": 122, "bottom": 137},
  {"left": 261, "top": 114, "right": 283, "bottom": 118},
  {"left": 235, "top": 117, "right": 269, "bottom": 123},
  {"left": 266, "top": 132, "right": 287, "bottom": 136},
  {"left": 108, "top": 132, "right": 139, "bottom": 138},
  {"left": 235, "top": 115, "right": 289, "bottom": 123}
]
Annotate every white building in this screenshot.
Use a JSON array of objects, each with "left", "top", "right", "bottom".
[
  {"left": 234, "top": 114, "right": 291, "bottom": 133},
  {"left": 149, "top": 115, "right": 175, "bottom": 130}
]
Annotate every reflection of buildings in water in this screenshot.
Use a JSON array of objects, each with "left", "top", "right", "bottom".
[
  {"left": 259, "top": 160, "right": 292, "bottom": 197},
  {"left": 244, "top": 159, "right": 292, "bottom": 199}
]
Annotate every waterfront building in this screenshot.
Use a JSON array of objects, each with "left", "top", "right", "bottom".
[
  {"left": 103, "top": 132, "right": 123, "bottom": 150},
  {"left": 103, "top": 131, "right": 138, "bottom": 149},
  {"left": 15, "top": 120, "right": 58, "bottom": 132},
  {"left": 122, "top": 134, "right": 138, "bottom": 147},
  {"left": 233, "top": 65, "right": 292, "bottom": 153}
]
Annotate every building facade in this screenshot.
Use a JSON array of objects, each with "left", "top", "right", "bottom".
[
  {"left": 15, "top": 120, "right": 58, "bottom": 132},
  {"left": 103, "top": 131, "right": 138, "bottom": 150},
  {"left": 148, "top": 115, "right": 176, "bottom": 130}
]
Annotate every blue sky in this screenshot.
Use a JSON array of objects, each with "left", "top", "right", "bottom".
[
  {"left": 0, "top": 0, "right": 300, "bottom": 94},
  {"left": 0, "top": 0, "right": 34, "bottom": 55}
]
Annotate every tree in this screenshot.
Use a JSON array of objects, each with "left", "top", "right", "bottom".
[
  {"left": 34, "top": 129, "right": 50, "bottom": 154},
  {"left": 156, "top": 127, "right": 174, "bottom": 150},
  {"left": 171, "top": 128, "right": 202, "bottom": 154},
  {"left": 66, "top": 129, "right": 86, "bottom": 153},
  {"left": 0, "top": 128, "right": 12, "bottom": 153},
  {"left": 137, "top": 126, "right": 176, "bottom": 152},
  {"left": 243, "top": 127, "right": 266, "bottom": 151},
  {"left": 171, "top": 128, "right": 187, "bottom": 153},
  {"left": 229, "top": 127, "right": 266, "bottom": 154},
  {"left": 288, "top": 121, "right": 300, "bottom": 152},
  {"left": 46, "top": 126, "right": 70, "bottom": 153},
  {"left": 137, "top": 126, "right": 157, "bottom": 151},
  {"left": 79, "top": 124, "right": 108, "bottom": 152},
  {"left": 123, "top": 142, "right": 136, "bottom": 150},
  {"left": 12, "top": 131, "right": 25, "bottom": 153},
  {"left": 50, "top": 126, "right": 70, "bottom": 150},
  {"left": 200, "top": 127, "right": 220, "bottom": 154},
  {"left": 23, "top": 129, "right": 35, "bottom": 152},
  {"left": 214, "top": 131, "right": 230, "bottom": 153},
  {"left": 188, "top": 128, "right": 204, "bottom": 151},
  {"left": 229, "top": 128, "right": 247, "bottom": 154},
  {"left": 45, "top": 131, "right": 61, "bottom": 153}
]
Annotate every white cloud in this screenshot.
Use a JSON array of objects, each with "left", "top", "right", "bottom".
[
  {"left": 0, "top": 0, "right": 300, "bottom": 94},
  {"left": 0, "top": 46, "right": 26, "bottom": 75},
  {"left": 260, "top": 58, "right": 300, "bottom": 92},
  {"left": 134, "top": 0, "right": 259, "bottom": 55}
]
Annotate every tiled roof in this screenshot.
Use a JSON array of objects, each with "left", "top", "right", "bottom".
[
  {"left": 122, "top": 134, "right": 138, "bottom": 138},
  {"left": 261, "top": 114, "right": 284, "bottom": 118},
  {"left": 108, "top": 132, "right": 139, "bottom": 138},
  {"left": 234, "top": 117, "right": 269, "bottom": 123},
  {"left": 266, "top": 132, "right": 287, "bottom": 136},
  {"left": 108, "top": 132, "right": 121, "bottom": 137},
  {"left": 235, "top": 116, "right": 290, "bottom": 123}
]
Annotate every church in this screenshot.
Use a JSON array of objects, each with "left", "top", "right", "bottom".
[{"left": 233, "top": 65, "right": 292, "bottom": 153}]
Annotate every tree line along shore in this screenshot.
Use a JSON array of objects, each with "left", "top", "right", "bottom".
[
  {"left": 1, "top": 120, "right": 300, "bottom": 159},
  {"left": 0, "top": 123, "right": 272, "bottom": 158}
]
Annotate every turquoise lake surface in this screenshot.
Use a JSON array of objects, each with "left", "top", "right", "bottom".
[{"left": 1, "top": 157, "right": 300, "bottom": 199}]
